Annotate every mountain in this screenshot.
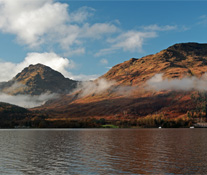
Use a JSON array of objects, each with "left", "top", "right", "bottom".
[
  {"left": 1, "top": 42, "right": 207, "bottom": 128},
  {"left": 35, "top": 42, "right": 207, "bottom": 120},
  {"left": 101, "top": 42, "right": 207, "bottom": 86},
  {"left": 0, "top": 64, "right": 78, "bottom": 95}
]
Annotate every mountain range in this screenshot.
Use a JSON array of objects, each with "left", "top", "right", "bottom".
[
  {"left": 35, "top": 42, "right": 207, "bottom": 120},
  {"left": 1, "top": 42, "right": 207, "bottom": 127}
]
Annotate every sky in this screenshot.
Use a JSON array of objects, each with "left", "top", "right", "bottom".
[{"left": 0, "top": 0, "right": 207, "bottom": 82}]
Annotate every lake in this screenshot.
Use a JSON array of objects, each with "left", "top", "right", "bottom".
[{"left": 0, "top": 129, "right": 207, "bottom": 174}]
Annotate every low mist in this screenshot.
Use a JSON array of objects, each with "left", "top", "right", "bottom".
[
  {"left": 75, "top": 78, "right": 136, "bottom": 97},
  {"left": 0, "top": 92, "right": 58, "bottom": 108},
  {"left": 76, "top": 78, "right": 116, "bottom": 97},
  {"left": 147, "top": 73, "right": 207, "bottom": 91},
  {"left": 2, "top": 82, "right": 27, "bottom": 94}
]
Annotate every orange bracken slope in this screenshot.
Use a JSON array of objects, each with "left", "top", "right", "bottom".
[{"left": 35, "top": 43, "right": 207, "bottom": 119}]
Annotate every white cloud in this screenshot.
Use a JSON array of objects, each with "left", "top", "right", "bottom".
[
  {"left": 63, "top": 48, "right": 85, "bottom": 57},
  {"left": 141, "top": 24, "right": 177, "bottom": 31},
  {"left": 95, "top": 24, "right": 181, "bottom": 57},
  {"left": 70, "top": 74, "right": 100, "bottom": 81},
  {"left": 58, "top": 22, "right": 118, "bottom": 52},
  {"left": 24, "top": 52, "right": 76, "bottom": 75},
  {"left": 81, "top": 23, "right": 118, "bottom": 39},
  {"left": 69, "top": 6, "right": 95, "bottom": 23},
  {"left": 96, "top": 31, "right": 157, "bottom": 56},
  {"left": 0, "top": 0, "right": 118, "bottom": 54},
  {"left": 0, "top": 0, "right": 180, "bottom": 59},
  {"left": 95, "top": 48, "right": 117, "bottom": 57},
  {"left": 147, "top": 73, "right": 207, "bottom": 91},
  {"left": 111, "top": 31, "right": 157, "bottom": 52},
  {"left": 198, "top": 15, "right": 207, "bottom": 25},
  {"left": 100, "top": 59, "right": 108, "bottom": 65},
  {"left": 0, "top": 0, "right": 69, "bottom": 47}
]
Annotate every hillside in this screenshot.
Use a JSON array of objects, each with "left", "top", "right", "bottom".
[
  {"left": 0, "top": 102, "right": 28, "bottom": 114},
  {"left": 34, "top": 42, "right": 207, "bottom": 120},
  {"left": 0, "top": 64, "right": 78, "bottom": 95},
  {"left": 0, "top": 102, "right": 29, "bottom": 127},
  {"left": 101, "top": 42, "right": 207, "bottom": 86}
]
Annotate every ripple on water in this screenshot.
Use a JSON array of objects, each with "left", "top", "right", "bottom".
[{"left": 1, "top": 129, "right": 207, "bottom": 174}]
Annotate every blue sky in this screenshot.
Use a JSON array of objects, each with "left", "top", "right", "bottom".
[{"left": 0, "top": 0, "right": 207, "bottom": 81}]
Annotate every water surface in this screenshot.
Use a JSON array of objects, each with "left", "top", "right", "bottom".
[{"left": 0, "top": 129, "right": 207, "bottom": 174}]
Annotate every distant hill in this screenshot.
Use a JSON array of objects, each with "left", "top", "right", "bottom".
[
  {"left": 0, "top": 102, "right": 28, "bottom": 114},
  {"left": 36, "top": 42, "right": 207, "bottom": 120},
  {"left": 0, "top": 64, "right": 78, "bottom": 95},
  {"left": 0, "top": 102, "right": 29, "bottom": 127}
]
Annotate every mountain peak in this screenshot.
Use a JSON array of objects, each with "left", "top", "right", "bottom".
[
  {"left": 168, "top": 42, "right": 199, "bottom": 48},
  {"left": 15, "top": 63, "right": 65, "bottom": 82},
  {"left": 165, "top": 42, "right": 207, "bottom": 56},
  {"left": 27, "top": 63, "right": 56, "bottom": 70},
  {"left": 1, "top": 63, "right": 78, "bottom": 95},
  {"left": 29, "top": 63, "right": 45, "bottom": 67}
]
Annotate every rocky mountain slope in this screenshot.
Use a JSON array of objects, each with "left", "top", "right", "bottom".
[
  {"left": 0, "top": 64, "right": 78, "bottom": 95},
  {"left": 101, "top": 42, "right": 207, "bottom": 86},
  {"left": 35, "top": 42, "right": 207, "bottom": 120},
  {"left": 1, "top": 42, "right": 207, "bottom": 125}
]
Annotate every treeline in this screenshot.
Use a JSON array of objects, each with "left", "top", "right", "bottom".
[
  {"left": 136, "top": 115, "right": 194, "bottom": 128},
  {"left": 0, "top": 114, "right": 194, "bottom": 128},
  {"left": 0, "top": 116, "right": 106, "bottom": 128},
  {"left": 103, "top": 115, "right": 194, "bottom": 128}
]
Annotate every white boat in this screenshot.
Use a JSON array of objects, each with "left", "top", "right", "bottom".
[{"left": 190, "top": 126, "right": 194, "bottom": 128}]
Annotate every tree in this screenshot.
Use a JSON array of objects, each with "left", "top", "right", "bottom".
[{"left": 191, "top": 91, "right": 207, "bottom": 121}]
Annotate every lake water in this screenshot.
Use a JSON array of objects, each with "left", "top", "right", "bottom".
[{"left": 0, "top": 129, "right": 207, "bottom": 175}]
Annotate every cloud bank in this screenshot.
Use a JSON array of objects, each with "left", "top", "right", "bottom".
[{"left": 147, "top": 73, "right": 207, "bottom": 91}]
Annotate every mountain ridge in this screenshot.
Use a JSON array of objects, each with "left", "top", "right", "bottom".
[
  {"left": 100, "top": 42, "right": 207, "bottom": 86},
  {"left": 33, "top": 42, "right": 207, "bottom": 120},
  {"left": 1, "top": 42, "right": 207, "bottom": 127}
]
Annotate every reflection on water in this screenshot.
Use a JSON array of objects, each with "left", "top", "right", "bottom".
[{"left": 0, "top": 129, "right": 207, "bottom": 174}]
